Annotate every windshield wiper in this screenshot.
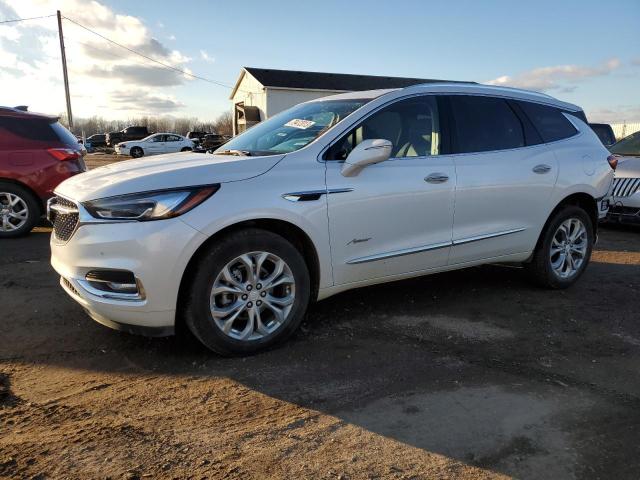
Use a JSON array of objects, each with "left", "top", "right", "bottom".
[{"left": 216, "top": 149, "right": 251, "bottom": 156}]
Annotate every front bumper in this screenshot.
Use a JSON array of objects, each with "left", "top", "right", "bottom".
[
  {"left": 51, "top": 216, "right": 207, "bottom": 335},
  {"left": 605, "top": 189, "right": 640, "bottom": 224}
]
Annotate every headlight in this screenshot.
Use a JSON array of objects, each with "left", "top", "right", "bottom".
[{"left": 83, "top": 185, "right": 220, "bottom": 221}]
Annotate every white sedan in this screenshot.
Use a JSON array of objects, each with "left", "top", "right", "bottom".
[{"left": 115, "top": 133, "right": 194, "bottom": 158}]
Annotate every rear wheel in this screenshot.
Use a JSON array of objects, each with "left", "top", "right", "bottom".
[
  {"left": 527, "top": 206, "right": 593, "bottom": 288},
  {"left": 183, "top": 228, "right": 310, "bottom": 355},
  {"left": 0, "top": 182, "right": 40, "bottom": 238},
  {"left": 180, "top": 147, "right": 192, "bottom": 152},
  {"left": 130, "top": 147, "right": 144, "bottom": 158}
]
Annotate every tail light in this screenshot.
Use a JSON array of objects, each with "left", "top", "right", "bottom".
[
  {"left": 47, "top": 148, "right": 81, "bottom": 161},
  {"left": 607, "top": 154, "right": 618, "bottom": 170}
]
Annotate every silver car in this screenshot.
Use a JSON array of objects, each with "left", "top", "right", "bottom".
[{"left": 607, "top": 157, "right": 640, "bottom": 224}]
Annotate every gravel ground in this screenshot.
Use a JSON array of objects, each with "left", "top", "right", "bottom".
[{"left": 1, "top": 156, "right": 639, "bottom": 479}]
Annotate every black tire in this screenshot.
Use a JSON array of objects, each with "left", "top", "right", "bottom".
[
  {"left": 180, "top": 147, "right": 192, "bottom": 152},
  {"left": 526, "top": 206, "right": 594, "bottom": 289},
  {"left": 183, "top": 228, "right": 310, "bottom": 356},
  {"left": 0, "top": 182, "right": 40, "bottom": 238},
  {"left": 130, "top": 147, "right": 144, "bottom": 158}
]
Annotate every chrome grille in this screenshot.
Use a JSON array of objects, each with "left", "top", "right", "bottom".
[
  {"left": 49, "top": 196, "right": 79, "bottom": 242},
  {"left": 61, "top": 277, "right": 81, "bottom": 297},
  {"left": 612, "top": 177, "right": 640, "bottom": 198}
]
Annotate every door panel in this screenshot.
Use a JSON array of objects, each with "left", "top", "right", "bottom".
[
  {"left": 445, "top": 95, "right": 558, "bottom": 264},
  {"left": 450, "top": 144, "right": 557, "bottom": 264},
  {"left": 324, "top": 94, "right": 455, "bottom": 286},
  {"left": 326, "top": 158, "right": 455, "bottom": 285}
]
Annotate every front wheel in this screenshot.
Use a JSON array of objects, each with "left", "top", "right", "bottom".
[
  {"left": 180, "top": 147, "right": 192, "bottom": 152},
  {"left": 183, "top": 228, "right": 311, "bottom": 355},
  {"left": 526, "top": 206, "right": 594, "bottom": 288},
  {"left": 130, "top": 147, "right": 144, "bottom": 158}
]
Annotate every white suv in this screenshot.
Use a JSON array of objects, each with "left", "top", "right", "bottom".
[{"left": 49, "top": 83, "right": 615, "bottom": 355}]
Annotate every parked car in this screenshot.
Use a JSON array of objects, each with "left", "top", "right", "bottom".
[
  {"left": 589, "top": 123, "right": 616, "bottom": 147},
  {"left": 106, "top": 126, "right": 149, "bottom": 147},
  {"left": 186, "top": 131, "right": 208, "bottom": 144},
  {"left": 86, "top": 134, "right": 106, "bottom": 148},
  {"left": 606, "top": 156, "right": 640, "bottom": 224},
  {"left": 49, "top": 84, "right": 615, "bottom": 355},
  {"left": 609, "top": 130, "right": 640, "bottom": 157},
  {"left": 0, "top": 106, "right": 86, "bottom": 237},
  {"left": 201, "top": 133, "right": 229, "bottom": 151},
  {"left": 114, "top": 133, "right": 194, "bottom": 158}
]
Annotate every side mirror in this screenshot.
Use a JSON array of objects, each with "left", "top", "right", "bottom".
[{"left": 341, "top": 139, "right": 392, "bottom": 177}]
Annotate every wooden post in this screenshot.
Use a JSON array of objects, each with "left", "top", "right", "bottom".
[{"left": 56, "top": 10, "right": 73, "bottom": 129}]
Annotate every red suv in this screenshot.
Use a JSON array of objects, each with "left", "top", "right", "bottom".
[{"left": 0, "top": 106, "right": 86, "bottom": 237}]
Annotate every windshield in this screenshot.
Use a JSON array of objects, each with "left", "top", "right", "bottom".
[
  {"left": 609, "top": 131, "right": 640, "bottom": 156},
  {"left": 216, "top": 99, "right": 370, "bottom": 156}
]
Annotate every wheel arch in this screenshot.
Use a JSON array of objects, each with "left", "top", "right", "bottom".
[
  {"left": 533, "top": 192, "right": 598, "bottom": 254},
  {"left": 176, "top": 218, "right": 321, "bottom": 330}
]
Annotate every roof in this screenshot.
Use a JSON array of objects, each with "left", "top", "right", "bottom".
[
  {"left": 230, "top": 67, "right": 471, "bottom": 98},
  {"left": 0, "top": 106, "right": 57, "bottom": 120},
  {"left": 315, "top": 83, "right": 582, "bottom": 112}
]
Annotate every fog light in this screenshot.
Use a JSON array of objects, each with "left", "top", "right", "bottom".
[
  {"left": 80, "top": 270, "right": 145, "bottom": 300},
  {"left": 601, "top": 199, "right": 610, "bottom": 211}
]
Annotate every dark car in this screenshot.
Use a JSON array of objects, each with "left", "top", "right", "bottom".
[
  {"left": 0, "top": 106, "right": 86, "bottom": 237},
  {"left": 202, "top": 133, "right": 230, "bottom": 151},
  {"left": 86, "top": 133, "right": 106, "bottom": 148},
  {"left": 106, "top": 126, "right": 149, "bottom": 147},
  {"left": 609, "top": 130, "right": 640, "bottom": 157},
  {"left": 186, "top": 131, "right": 208, "bottom": 144},
  {"left": 589, "top": 123, "right": 616, "bottom": 147}
]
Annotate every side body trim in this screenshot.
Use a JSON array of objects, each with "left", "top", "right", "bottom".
[
  {"left": 282, "top": 188, "right": 353, "bottom": 202},
  {"left": 345, "top": 228, "right": 526, "bottom": 265},
  {"left": 346, "top": 241, "right": 451, "bottom": 265}
]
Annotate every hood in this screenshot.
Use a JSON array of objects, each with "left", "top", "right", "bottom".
[
  {"left": 56, "top": 152, "right": 285, "bottom": 202},
  {"left": 615, "top": 156, "right": 640, "bottom": 178}
]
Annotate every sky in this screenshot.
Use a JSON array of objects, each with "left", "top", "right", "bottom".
[{"left": 0, "top": 0, "right": 639, "bottom": 123}]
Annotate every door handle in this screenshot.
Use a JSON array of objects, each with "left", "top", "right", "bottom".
[
  {"left": 533, "top": 164, "right": 552, "bottom": 174},
  {"left": 425, "top": 173, "right": 449, "bottom": 184}
]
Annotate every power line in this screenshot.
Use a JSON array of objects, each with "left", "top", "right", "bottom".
[
  {"left": 62, "top": 14, "right": 241, "bottom": 91},
  {"left": 0, "top": 14, "right": 56, "bottom": 25}
]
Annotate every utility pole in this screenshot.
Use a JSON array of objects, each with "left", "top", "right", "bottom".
[{"left": 56, "top": 10, "right": 73, "bottom": 129}]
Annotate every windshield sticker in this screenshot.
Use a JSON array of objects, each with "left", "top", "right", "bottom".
[{"left": 285, "top": 119, "right": 316, "bottom": 129}]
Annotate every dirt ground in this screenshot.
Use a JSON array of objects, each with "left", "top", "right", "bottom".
[{"left": 1, "top": 157, "right": 640, "bottom": 479}]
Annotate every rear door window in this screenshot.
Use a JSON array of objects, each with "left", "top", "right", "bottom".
[
  {"left": 0, "top": 117, "right": 58, "bottom": 143},
  {"left": 449, "top": 95, "right": 525, "bottom": 154},
  {"left": 517, "top": 101, "right": 578, "bottom": 143}
]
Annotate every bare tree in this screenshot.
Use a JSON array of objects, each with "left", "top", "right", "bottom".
[
  {"left": 61, "top": 112, "right": 235, "bottom": 137},
  {"left": 213, "top": 111, "right": 233, "bottom": 136}
]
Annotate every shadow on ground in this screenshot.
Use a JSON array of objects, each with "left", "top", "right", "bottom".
[{"left": 1, "top": 226, "right": 640, "bottom": 479}]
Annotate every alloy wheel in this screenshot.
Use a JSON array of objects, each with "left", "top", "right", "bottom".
[
  {"left": 549, "top": 218, "right": 588, "bottom": 279},
  {"left": 0, "top": 192, "right": 29, "bottom": 232},
  {"left": 210, "top": 251, "right": 296, "bottom": 341}
]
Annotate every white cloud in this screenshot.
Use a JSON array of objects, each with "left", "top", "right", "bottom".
[
  {"left": 200, "top": 49, "right": 214, "bottom": 63},
  {"left": 0, "top": 0, "right": 191, "bottom": 118},
  {"left": 486, "top": 58, "right": 621, "bottom": 92}
]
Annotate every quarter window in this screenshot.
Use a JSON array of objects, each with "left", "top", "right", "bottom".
[
  {"left": 325, "top": 96, "right": 440, "bottom": 160},
  {"left": 449, "top": 95, "right": 525, "bottom": 154},
  {"left": 517, "top": 101, "right": 578, "bottom": 143}
]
